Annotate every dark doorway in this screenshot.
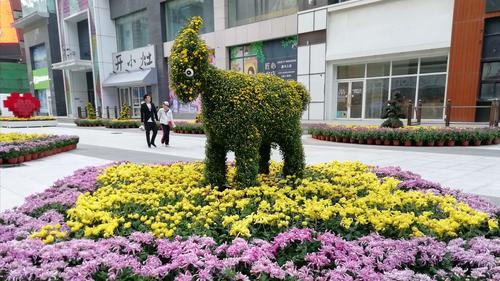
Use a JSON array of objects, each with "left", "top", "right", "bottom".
[
  {"left": 77, "top": 19, "right": 91, "bottom": 60},
  {"left": 86, "top": 72, "right": 95, "bottom": 107}
]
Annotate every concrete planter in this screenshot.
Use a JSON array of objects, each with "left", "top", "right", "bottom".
[{"left": 0, "top": 120, "right": 57, "bottom": 128}]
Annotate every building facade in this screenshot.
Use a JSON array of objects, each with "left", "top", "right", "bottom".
[
  {"left": 298, "top": 0, "right": 500, "bottom": 122},
  {"left": 13, "top": 0, "right": 67, "bottom": 116}
]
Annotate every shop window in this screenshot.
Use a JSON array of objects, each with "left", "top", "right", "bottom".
[
  {"left": 420, "top": 56, "right": 447, "bottom": 74},
  {"left": 367, "top": 62, "right": 390, "bottom": 77},
  {"left": 365, "top": 78, "right": 389, "bottom": 118},
  {"left": 337, "top": 64, "right": 365, "bottom": 79},
  {"left": 480, "top": 17, "right": 500, "bottom": 100},
  {"left": 30, "top": 44, "right": 47, "bottom": 69},
  {"left": 228, "top": 0, "right": 297, "bottom": 28},
  {"left": 165, "top": 0, "right": 214, "bottom": 42},
  {"left": 390, "top": 76, "right": 417, "bottom": 117},
  {"left": 116, "top": 10, "right": 149, "bottom": 52},
  {"left": 418, "top": 74, "right": 446, "bottom": 119},
  {"left": 486, "top": 0, "right": 500, "bottom": 12},
  {"left": 392, "top": 59, "right": 418, "bottom": 76}
]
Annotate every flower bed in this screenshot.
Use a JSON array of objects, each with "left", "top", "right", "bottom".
[
  {"left": 0, "top": 161, "right": 498, "bottom": 280},
  {"left": 310, "top": 126, "right": 500, "bottom": 146},
  {"left": 172, "top": 121, "right": 205, "bottom": 134},
  {"left": 104, "top": 119, "right": 141, "bottom": 129},
  {"left": 74, "top": 119, "right": 105, "bottom": 127},
  {"left": 0, "top": 133, "right": 79, "bottom": 165}
]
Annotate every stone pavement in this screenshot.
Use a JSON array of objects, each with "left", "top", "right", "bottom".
[{"left": 1, "top": 124, "right": 499, "bottom": 211}]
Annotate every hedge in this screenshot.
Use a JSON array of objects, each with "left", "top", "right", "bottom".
[{"left": 172, "top": 122, "right": 204, "bottom": 134}]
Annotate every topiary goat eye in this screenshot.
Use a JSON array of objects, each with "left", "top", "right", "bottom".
[{"left": 185, "top": 68, "right": 194, "bottom": 77}]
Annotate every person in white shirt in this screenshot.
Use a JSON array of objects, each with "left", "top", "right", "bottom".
[{"left": 158, "top": 101, "right": 175, "bottom": 146}]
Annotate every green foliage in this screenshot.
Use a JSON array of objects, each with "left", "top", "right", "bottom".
[
  {"left": 74, "top": 119, "right": 104, "bottom": 127},
  {"left": 250, "top": 41, "right": 265, "bottom": 63},
  {"left": 104, "top": 119, "right": 141, "bottom": 129},
  {"left": 170, "top": 17, "right": 310, "bottom": 187},
  {"left": 86, "top": 102, "right": 96, "bottom": 120},
  {"left": 173, "top": 122, "right": 204, "bottom": 134},
  {"left": 119, "top": 104, "right": 130, "bottom": 120},
  {"left": 381, "top": 93, "right": 405, "bottom": 128}
]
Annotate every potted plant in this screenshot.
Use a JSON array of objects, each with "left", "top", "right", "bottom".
[
  {"left": 459, "top": 130, "right": 470, "bottom": 146},
  {"left": 365, "top": 129, "right": 374, "bottom": 145},
  {"left": 402, "top": 130, "right": 413, "bottom": 146},
  {"left": 392, "top": 129, "right": 402, "bottom": 146},
  {"left": 373, "top": 130, "right": 382, "bottom": 145},
  {"left": 413, "top": 129, "right": 425, "bottom": 146},
  {"left": 446, "top": 130, "right": 456, "bottom": 146}
]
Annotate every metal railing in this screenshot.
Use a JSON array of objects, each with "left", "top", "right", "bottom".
[{"left": 406, "top": 99, "right": 499, "bottom": 127}]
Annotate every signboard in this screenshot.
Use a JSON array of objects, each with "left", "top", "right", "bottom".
[
  {"left": 230, "top": 36, "right": 298, "bottom": 81},
  {"left": 112, "top": 45, "right": 155, "bottom": 73},
  {"left": 33, "top": 67, "right": 49, "bottom": 89}
]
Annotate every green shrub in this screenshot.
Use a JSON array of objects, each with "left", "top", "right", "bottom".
[
  {"left": 119, "top": 104, "right": 130, "bottom": 120},
  {"left": 86, "top": 103, "right": 96, "bottom": 119}
]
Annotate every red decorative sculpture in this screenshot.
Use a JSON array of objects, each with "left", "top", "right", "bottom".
[{"left": 3, "top": 92, "right": 41, "bottom": 118}]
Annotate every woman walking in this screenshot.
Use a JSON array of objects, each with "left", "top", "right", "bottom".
[
  {"left": 158, "top": 101, "right": 175, "bottom": 146},
  {"left": 140, "top": 94, "right": 158, "bottom": 148}
]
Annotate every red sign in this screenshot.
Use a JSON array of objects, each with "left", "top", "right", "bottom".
[{"left": 3, "top": 92, "right": 41, "bottom": 118}]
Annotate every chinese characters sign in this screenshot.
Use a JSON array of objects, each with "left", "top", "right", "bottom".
[{"left": 113, "top": 45, "right": 155, "bottom": 73}]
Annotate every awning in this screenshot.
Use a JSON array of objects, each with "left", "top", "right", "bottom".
[
  {"left": 102, "top": 69, "right": 157, "bottom": 87},
  {"left": 52, "top": 59, "right": 92, "bottom": 72}
]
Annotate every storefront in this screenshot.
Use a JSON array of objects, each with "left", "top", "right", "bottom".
[{"left": 102, "top": 45, "right": 157, "bottom": 118}]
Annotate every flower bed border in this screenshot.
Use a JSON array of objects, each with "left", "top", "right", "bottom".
[
  {"left": 310, "top": 126, "right": 500, "bottom": 147},
  {"left": 172, "top": 122, "right": 205, "bottom": 134},
  {"left": 0, "top": 135, "right": 79, "bottom": 165},
  {"left": 0, "top": 120, "right": 58, "bottom": 128},
  {"left": 104, "top": 119, "right": 141, "bottom": 129}
]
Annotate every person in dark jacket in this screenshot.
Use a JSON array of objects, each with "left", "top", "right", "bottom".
[{"left": 140, "top": 94, "right": 158, "bottom": 148}]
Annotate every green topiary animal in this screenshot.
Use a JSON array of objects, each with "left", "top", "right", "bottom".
[{"left": 170, "top": 17, "right": 310, "bottom": 188}]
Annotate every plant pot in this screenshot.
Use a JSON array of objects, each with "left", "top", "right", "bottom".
[
  {"left": 24, "top": 154, "right": 32, "bottom": 161},
  {"left": 350, "top": 138, "right": 356, "bottom": 144},
  {"left": 437, "top": 140, "right": 445, "bottom": 146},
  {"left": 32, "top": 153, "right": 38, "bottom": 160},
  {"left": 366, "top": 138, "right": 373, "bottom": 145},
  {"left": 461, "top": 140, "right": 469, "bottom": 146},
  {"left": 416, "top": 140, "right": 424, "bottom": 146},
  {"left": 18, "top": 156, "right": 25, "bottom": 163},
  {"left": 343, "top": 137, "right": 349, "bottom": 143},
  {"left": 0, "top": 158, "right": 3, "bottom": 165},
  {"left": 427, "top": 140, "right": 435, "bottom": 147},
  {"left": 495, "top": 138, "right": 500, "bottom": 145},
  {"left": 7, "top": 157, "right": 18, "bottom": 164},
  {"left": 393, "top": 140, "right": 401, "bottom": 146},
  {"left": 474, "top": 140, "right": 482, "bottom": 146},
  {"left": 375, "top": 139, "right": 382, "bottom": 145},
  {"left": 383, "top": 140, "right": 392, "bottom": 146},
  {"left": 335, "top": 137, "right": 342, "bottom": 142},
  {"left": 486, "top": 140, "right": 493, "bottom": 145},
  {"left": 358, "top": 139, "right": 365, "bottom": 144},
  {"left": 447, "top": 140, "right": 456, "bottom": 146},
  {"left": 71, "top": 144, "right": 77, "bottom": 150},
  {"left": 404, "top": 140, "right": 412, "bottom": 146}
]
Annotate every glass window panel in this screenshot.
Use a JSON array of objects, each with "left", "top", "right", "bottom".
[
  {"left": 390, "top": 76, "right": 417, "bottom": 118},
  {"left": 230, "top": 46, "right": 244, "bottom": 59},
  {"left": 30, "top": 44, "right": 47, "bottom": 69},
  {"left": 165, "top": 0, "right": 214, "bottom": 42},
  {"left": 365, "top": 78, "right": 389, "bottom": 118},
  {"left": 418, "top": 75, "right": 446, "bottom": 119},
  {"left": 482, "top": 35, "right": 500, "bottom": 59},
  {"left": 244, "top": 57, "right": 258, "bottom": 74},
  {"left": 337, "top": 64, "right": 365, "bottom": 79},
  {"left": 480, "top": 82, "right": 500, "bottom": 100},
  {"left": 230, "top": 58, "right": 244, "bottom": 72},
  {"left": 367, "top": 62, "right": 390, "bottom": 77},
  {"left": 228, "top": 0, "right": 297, "bottom": 28},
  {"left": 485, "top": 17, "right": 500, "bottom": 35},
  {"left": 392, "top": 59, "right": 418, "bottom": 75},
  {"left": 336, "top": 82, "right": 348, "bottom": 118},
  {"left": 35, "top": 89, "right": 48, "bottom": 115},
  {"left": 486, "top": 0, "right": 500, "bottom": 12},
  {"left": 482, "top": 62, "right": 500, "bottom": 81},
  {"left": 420, "top": 56, "right": 448, "bottom": 74},
  {"left": 116, "top": 10, "right": 148, "bottom": 51}
]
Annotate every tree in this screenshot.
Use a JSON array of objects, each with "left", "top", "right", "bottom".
[{"left": 381, "top": 92, "right": 406, "bottom": 128}]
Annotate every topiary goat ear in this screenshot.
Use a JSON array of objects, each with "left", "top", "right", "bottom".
[{"left": 187, "top": 16, "right": 203, "bottom": 34}]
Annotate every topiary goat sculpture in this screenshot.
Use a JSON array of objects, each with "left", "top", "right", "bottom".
[{"left": 170, "top": 17, "right": 310, "bottom": 187}]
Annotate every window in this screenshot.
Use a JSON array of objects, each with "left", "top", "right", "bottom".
[
  {"left": 228, "top": 0, "right": 297, "bottom": 28},
  {"left": 418, "top": 75, "right": 446, "bottom": 119},
  {"left": 480, "top": 17, "right": 500, "bottom": 100},
  {"left": 365, "top": 78, "right": 389, "bottom": 118},
  {"left": 230, "top": 45, "right": 258, "bottom": 75},
  {"left": 367, "top": 62, "right": 390, "bottom": 77},
  {"left": 30, "top": 44, "right": 47, "bottom": 69},
  {"left": 116, "top": 10, "right": 149, "bottom": 52},
  {"left": 486, "top": 0, "right": 500, "bottom": 12},
  {"left": 420, "top": 56, "right": 447, "bottom": 74},
  {"left": 337, "top": 64, "right": 364, "bottom": 79},
  {"left": 392, "top": 59, "right": 418, "bottom": 76},
  {"left": 165, "top": 0, "right": 214, "bottom": 42}
]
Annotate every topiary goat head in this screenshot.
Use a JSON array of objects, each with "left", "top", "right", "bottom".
[{"left": 169, "top": 17, "right": 211, "bottom": 103}]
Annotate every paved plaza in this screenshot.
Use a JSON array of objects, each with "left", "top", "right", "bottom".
[{"left": 1, "top": 123, "right": 499, "bottom": 211}]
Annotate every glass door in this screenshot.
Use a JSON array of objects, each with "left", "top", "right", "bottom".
[
  {"left": 119, "top": 88, "right": 130, "bottom": 106},
  {"left": 336, "top": 81, "right": 364, "bottom": 118}
]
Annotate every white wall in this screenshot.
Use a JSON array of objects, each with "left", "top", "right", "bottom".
[{"left": 326, "top": 0, "right": 454, "bottom": 62}]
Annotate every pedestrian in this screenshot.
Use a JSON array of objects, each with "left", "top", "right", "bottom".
[
  {"left": 158, "top": 101, "right": 175, "bottom": 146},
  {"left": 140, "top": 94, "right": 158, "bottom": 148}
]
